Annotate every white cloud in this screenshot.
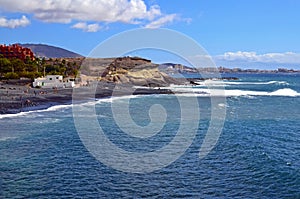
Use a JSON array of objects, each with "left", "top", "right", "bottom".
[
  {"left": 145, "top": 14, "right": 177, "bottom": 29},
  {"left": 0, "top": 15, "right": 30, "bottom": 28},
  {"left": 0, "top": 0, "right": 162, "bottom": 24},
  {"left": 72, "top": 22, "right": 101, "bottom": 32},
  {"left": 220, "top": 51, "right": 258, "bottom": 61},
  {"left": 216, "top": 51, "right": 300, "bottom": 64}
]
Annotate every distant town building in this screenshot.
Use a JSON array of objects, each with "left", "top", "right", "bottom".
[
  {"left": 0, "top": 44, "right": 35, "bottom": 61},
  {"left": 33, "top": 75, "right": 75, "bottom": 88}
]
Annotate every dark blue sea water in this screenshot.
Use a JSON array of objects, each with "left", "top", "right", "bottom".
[{"left": 1, "top": 73, "right": 300, "bottom": 198}]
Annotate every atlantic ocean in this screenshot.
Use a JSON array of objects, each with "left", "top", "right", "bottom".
[{"left": 1, "top": 73, "right": 299, "bottom": 198}]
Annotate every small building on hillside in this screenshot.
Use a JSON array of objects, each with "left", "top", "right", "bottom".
[{"left": 33, "top": 75, "right": 75, "bottom": 88}]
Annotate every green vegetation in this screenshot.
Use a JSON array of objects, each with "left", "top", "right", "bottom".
[{"left": 0, "top": 55, "right": 80, "bottom": 80}]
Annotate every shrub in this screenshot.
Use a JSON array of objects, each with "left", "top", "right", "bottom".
[{"left": 4, "top": 72, "right": 19, "bottom": 79}]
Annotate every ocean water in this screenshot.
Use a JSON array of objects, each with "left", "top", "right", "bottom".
[{"left": 1, "top": 73, "right": 300, "bottom": 198}]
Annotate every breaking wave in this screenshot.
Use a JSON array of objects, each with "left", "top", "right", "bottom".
[
  {"left": 194, "top": 80, "right": 289, "bottom": 86},
  {"left": 172, "top": 88, "right": 300, "bottom": 97},
  {"left": 0, "top": 95, "right": 140, "bottom": 119},
  {"left": 0, "top": 104, "right": 73, "bottom": 119}
]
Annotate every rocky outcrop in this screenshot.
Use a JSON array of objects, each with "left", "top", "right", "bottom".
[{"left": 84, "top": 57, "right": 180, "bottom": 87}]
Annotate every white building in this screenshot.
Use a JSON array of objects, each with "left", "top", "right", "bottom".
[{"left": 33, "top": 75, "right": 75, "bottom": 88}]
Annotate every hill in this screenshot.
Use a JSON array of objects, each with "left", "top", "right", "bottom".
[
  {"left": 80, "top": 57, "right": 180, "bottom": 86},
  {"left": 20, "top": 44, "right": 83, "bottom": 58}
]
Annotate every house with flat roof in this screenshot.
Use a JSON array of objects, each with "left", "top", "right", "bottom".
[{"left": 33, "top": 75, "right": 75, "bottom": 88}]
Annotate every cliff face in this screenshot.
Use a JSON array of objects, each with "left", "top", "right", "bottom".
[{"left": 81, "top": 57, "right": 178, "bottom": 86}]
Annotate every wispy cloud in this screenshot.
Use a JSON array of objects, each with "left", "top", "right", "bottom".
[
  {"left": 72, "top": 22, "right": 101, "bottom": 32},
  {"left": 216, "top": 51, "right": 300, "bottom": 64},
  {"left": 0, "top": 15, "right": 30, "bottom": 28},
  {"left": 145, "top": 14, "right": 177, "bottom": 29}
]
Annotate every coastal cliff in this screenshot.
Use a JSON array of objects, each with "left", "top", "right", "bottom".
[{"left": 81, "top": 57, "right": 180, "bottom": 86}]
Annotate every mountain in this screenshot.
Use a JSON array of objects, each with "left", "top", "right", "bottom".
[{"left": 20, "top": 44, "right": 83, "bottom": 58}]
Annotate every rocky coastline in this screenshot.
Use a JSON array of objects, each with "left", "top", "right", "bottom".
[
  {"left": 0, "top": 81, "right": 176, "bottom": 114},
  {"left": 1, "top": 56, "right": 298, "bottom": 115}
]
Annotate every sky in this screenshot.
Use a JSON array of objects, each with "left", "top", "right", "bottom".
[{"left": 0, "top": 0, "right": 300, "bottom": 69}]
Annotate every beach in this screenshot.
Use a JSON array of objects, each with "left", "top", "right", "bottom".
[
  {"left": 0, "top": 80, "right": 73, "bottom": 114},
  {"left": 0, "top": 80, "right": 175, "bottom": 114}
]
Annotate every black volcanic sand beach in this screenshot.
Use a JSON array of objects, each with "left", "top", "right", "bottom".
[
  {"left": 0, "top": 76, "right": 240, "bottom": 114},
  {"left": 0, "top": 81, "right": 174, "bottom": 114},
  {"left": 0, "top": 82, "right": 72, "bottom": 114}
]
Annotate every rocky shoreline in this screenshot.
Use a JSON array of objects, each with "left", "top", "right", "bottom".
[
  {"left": 0, "top": 83, "right": 72, "bottom": 114},
  {"left": 0, "top": 75, "right": 242, "bottom": 114},
  {"left": 0, "top": 81, "right": 175, "bottom": 114}
]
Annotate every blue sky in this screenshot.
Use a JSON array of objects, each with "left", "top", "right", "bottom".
[{"left": 1, "top": 0, "right": 300, "bottom": 69}]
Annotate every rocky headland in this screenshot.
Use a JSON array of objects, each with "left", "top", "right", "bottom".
[
  {"left": 2, "top": 55, "right": 298, "bottom": 114},
  {"left": 80, "top": 56, "right": 182, "bottom": 86},
  {"left": 0, "top": 57, "right": 180, "bottom": 114}
]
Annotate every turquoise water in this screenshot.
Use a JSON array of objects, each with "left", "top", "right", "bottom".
[{"left": 1, "top": 74, "right": 300, "bottom": 198}]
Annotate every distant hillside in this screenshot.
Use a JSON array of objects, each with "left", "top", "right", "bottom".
[{"left": 20, "top": 44, "right": 83, "bottom": 58}]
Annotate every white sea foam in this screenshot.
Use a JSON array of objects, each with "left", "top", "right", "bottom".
[
  {"left": 0, "top": 136, "right": 18, "bottom": 141},
  {"left": 269, "top": 88, "right": 299, "bottom": 96},
  {"left": 167, "top": 81, "right": 289, "bottom": 90},
  {"left": 173, "top": 88, "right": 300, "bottom": 97},
  {"left": 218, "top": 103, "right": 227, "bottom": 107},
  {"left": 0, "top": 104, "right": 73, "bottom": 119},
  {"left": 0, "top": 111, "right": 29, "bottom": 119},
  {"left": 111, "top": 95, "right": 141, "bottom": 101},
  {"left": 46, "top": 104, "right": 73, "bottom": 111},
  {"left": 72, "top": 95, "right": 142, "bottom": 118},
  {"left": 0, "top": 84, "right": 298, "bottom": 119},
  {"left": 166, "top": 80, "right": 299, "bottom": 97},
  {"left": 194, "top": 80, "right": 289, "bottom": 86}
]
